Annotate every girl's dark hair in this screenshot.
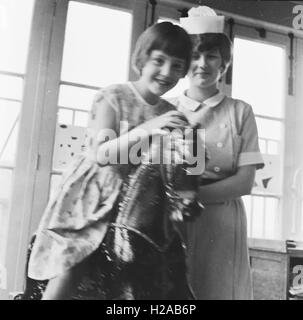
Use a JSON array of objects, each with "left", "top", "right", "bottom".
[
  {"left": 132, "top": 22, "right": 192, "bottom": 76},
  {"left": 191, "top": 33, "right": 233, "bottom": 71}
]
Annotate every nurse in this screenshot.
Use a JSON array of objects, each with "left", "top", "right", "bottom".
[{"left": 170, "top": 6, "right": 264, "bottom": 299}]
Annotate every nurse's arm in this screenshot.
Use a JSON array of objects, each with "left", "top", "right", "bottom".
[{"left": 198, "top": 165, "right": 256, "bottom": 204}]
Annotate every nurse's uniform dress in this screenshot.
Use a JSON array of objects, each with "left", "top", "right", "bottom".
[{"left": 169, "top": 91, "right": 264, "bottom": 300}]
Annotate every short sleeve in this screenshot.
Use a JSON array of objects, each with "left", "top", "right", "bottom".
[
  {"left": 88, "top": 88, "right": 121, "bottom": 134},
  {"left": 237, "top": 103, "right": 264, "bottom": 170},
  {"left": 86, "top": 87, "right": 123, "bottom": 161}
]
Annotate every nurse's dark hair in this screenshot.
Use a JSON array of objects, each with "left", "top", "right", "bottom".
[
  {"left": 132, "top": 22, "right": 192, "bottom": 77},
  {"left": 191, "top": 33, "right": 233, "bottom": 72}
]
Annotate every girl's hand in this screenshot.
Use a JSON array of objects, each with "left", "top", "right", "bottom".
[{"left": 137, "top": 111, "right": 189, "bottom": 136}]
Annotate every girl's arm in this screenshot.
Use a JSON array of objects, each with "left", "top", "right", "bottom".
[
  {"left": 198, "top": 165, "right": 256, "bottom": 204},
  {"left": 89, "top": 100, "right": 144, "bottom": 163},
  {"left": 89, "top": 99, "right": 188, "bottom": 164}
]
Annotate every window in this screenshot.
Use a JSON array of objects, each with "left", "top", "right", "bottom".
[
  {"left": 0, "top": 0, "right": 35, "bottom": 290},
  {"left": 50, "top": 1, "right": 133, "bottom": 196},
  {"left": 232, "top": 37, "right": 286, "bottom": 239},
  {"left": 60, "top": 1, "right": 132, "bottom": 88},
  {"left": 291, "top": 165, "right": 303, "bottom": 240}
]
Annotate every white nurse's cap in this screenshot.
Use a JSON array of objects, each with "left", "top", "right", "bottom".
[{"left": 180, "top": 6, "right": 225, "bottom": 35}]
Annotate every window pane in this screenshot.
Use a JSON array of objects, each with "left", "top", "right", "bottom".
[
  {"left": 267, "top": 140, "right": 279, "bottom": 155},
  {"left": 258, "top": 139, "right": 267, "bottom": 154},
  {"left": 232, "top": 37, "right": 285, "bottom": 119},
  {"left": 58, "top": 85, "right": 98, "bottom": 111},
  {"left": 0, "top": 100, "right": 20, "bottom": 163},
  {"left": 0, "top": 168, "right": 13, "bottom": 267},
  {"left": 74, "top": 111, "right": 88, "bottom": 127},
  {"left": 0, "top": 75, "right": 23, "bottom": 100},
  {"left": 57, "top": 108, "right": 73, "bottom": 125},
  {"left": 0, "top": 0, "right": 35, "bottom": 73},
  {"left": 264, "top": 197, "right": 278, "bottom": 239},
  {"left": 251, "top": 196, "right": 265, "bottom": 238},
  {"left": 255, "top": 117, "right": 283, "bottom": 140},
  {"left": 61, "top": 1, "right": 132, "bottom": 87}
]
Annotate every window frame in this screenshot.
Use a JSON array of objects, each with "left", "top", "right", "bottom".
[
  {"left": 230, "top": 24, "right": 291, "bottom": 241},
  {"left": 2, "top": 0, "right": 143, "bottom": 299}
]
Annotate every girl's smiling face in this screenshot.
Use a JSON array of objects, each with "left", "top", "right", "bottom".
[{"left": 139, "top": 50, "right": 186, "bottom": 101}]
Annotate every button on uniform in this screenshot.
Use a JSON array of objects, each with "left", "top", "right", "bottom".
[
  {"left": 220, "top": 123, "right": 227, "bottom": 129},
  {"left": 216, "top": 142, "right": 223, "bottom": 148},
  {"left": 214, "top": 166, "right": 221, "bottom": 172}
]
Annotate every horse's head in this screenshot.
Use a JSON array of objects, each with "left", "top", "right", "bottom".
[
  {"left": 114, "top": 126, "right": 204, "bottom": 249},
  {"left": 154, "top": 128, "right": 204, "bottom": 223}
]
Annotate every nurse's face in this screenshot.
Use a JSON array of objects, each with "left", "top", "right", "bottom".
[{"left": 188, "top": 48, "right": 223, "bottom": 90}]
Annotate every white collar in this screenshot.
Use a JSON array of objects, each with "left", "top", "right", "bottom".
[{"left": 180, "top": 90, "right": 226, "bottom": 111}]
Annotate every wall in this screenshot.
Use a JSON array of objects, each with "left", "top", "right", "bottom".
[{"left": 172, "top": 0, "right": 300, "bottom": 29}]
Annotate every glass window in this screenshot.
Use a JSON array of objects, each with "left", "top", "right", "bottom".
[
  {"left": 58, "top": 85, "right": 98, "bottom": 111},
  {"left": 244, "top": 195, "right": 279, "bottom": 239},
  {"left": 264, "top": 197, "right": 279, "bottom": 238},
  {"left": 256, "top": 118, "right": 283, "bottom": 141},
  {"left": 57, "top": 108, "right": 73, "bottom": 125},
  {"left": 293, "top": 168, "right": 303, "bottom": 239},
  {"left": 0, "top": 0, "right": 35, "bottom": 73},
  {"left": 0, "top": 169, "right": 12, "bottom": 266},
  {"left": 50, "top": 2, "right": 133, "bottom": 199},
  {"left": 0, "top": 100, "right": 20, "bottom": 163},
  {"left": 232, "top": 38, "right": 285, "bottom": 119},
  {"left": 258, "top": 139, "right": 267, "bottom": 154},
  {"left": 0, "top": 0, "right": 34, "bottom": 274},
  {"left": 60, "top": 1, "right": 132, "bottom": 87},
  {"left": 232, "top": 37, "right": 286, "bottom": 239},
  {"left": 267, "top": 140, "right": 279, "bottom": 155},
  {"left": 74, "top": 111, "right": 88, "bottom": 127},
  {"left": 0, "top": 74, "right": 23, "bottom": 100},
  {"left": 251, "top": 196, "right": 265, "bottom": 238}
]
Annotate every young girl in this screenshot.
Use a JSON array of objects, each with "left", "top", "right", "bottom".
[{"left": 22, "top": 22, "right": 196, "bottom": 300}]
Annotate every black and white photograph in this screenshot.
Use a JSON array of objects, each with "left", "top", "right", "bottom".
[{"left": 0, "top": 0, "right": 303, "bottom": 304}]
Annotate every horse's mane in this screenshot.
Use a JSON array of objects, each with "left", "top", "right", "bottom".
[{"left": 119, "top": 129, "right": 202, "bottom": 222}]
